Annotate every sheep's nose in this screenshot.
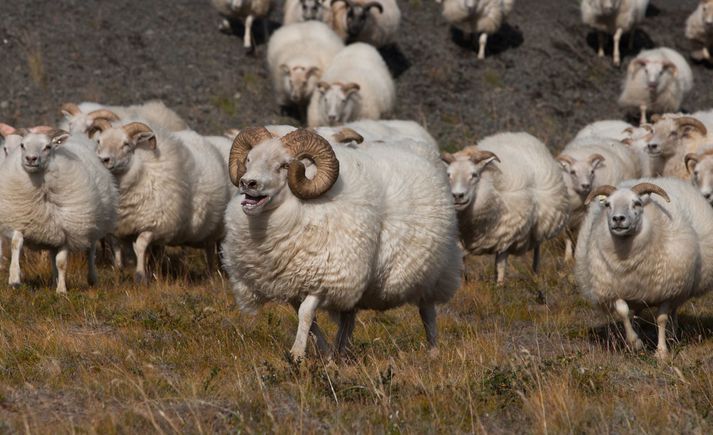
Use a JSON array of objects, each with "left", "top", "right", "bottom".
[
  {"left": 240, "top": 178, "right": 259, "bottom": 190},
  {"left": 25, "top": 155, "right": 38, "bottom": 164},
  {"left": 101, "top": 157, "right": 111, "bottom": 165},
  {"left": 580, "top": 183, "right": 591, "bottom": 191},
  {"left": 328, "top": 115, "right": 337, "bottom": 123},
  {"left": 647, "top": 143, "right": 659, "bottom": 152},
  {"left": 704, "top": 192, "right": 712, "bottom": 200},
  {"left": 612, "top": 215, "right": 626, "bottom": 224},
  {"left": 453, "top": 192, "right": 465, "bottom": 201}
]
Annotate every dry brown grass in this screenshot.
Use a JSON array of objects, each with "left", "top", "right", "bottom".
[{"left": 1, "top": 241, "right": 713, "bottom": 433}]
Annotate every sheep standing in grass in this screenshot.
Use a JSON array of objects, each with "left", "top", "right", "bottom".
[
  {"left": 0, "top": 129, "right": 117, "bottom": 293},
  {"left": 580, "top": 0, "right": 649, "bottom": 66},
  {"left": 307, "top": 43, "right": 394, "bottom": 127},
  {"left": 60, "top": 101, "right": 187, "bottom": 135},
  {"left": 686, "top": 0, "right": 713, "bottom": 62},
  {"left": 442, "top": 132, "right": 569, "bottom": 284},
  {"left": 222, "top": 128, "right": 462, "bottom": 360},
  {"left": 267, "top": 22, "right": 344, "bottom": 113},
  {"left": 618, "top": 48, "right": 693, "bottom": 124},
  {"left": 211, "top": 0, "right": 272, "bottom": 50},
  {"left": 575, "top": 179, "right": 713, "bottom": 358},
  {"left": 329, "top": 0, "right": 401, "bottom": 47},
  {"left": 440, "top": 0, "right": 514, "bottom": 59}
]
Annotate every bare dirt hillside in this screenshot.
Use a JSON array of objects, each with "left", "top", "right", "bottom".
[{"left": 1, "top": 0, "right": 711, "bottom": 152}]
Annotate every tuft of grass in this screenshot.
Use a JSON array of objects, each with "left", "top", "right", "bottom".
[
  {"left": 19, "top": 32, "right": 46, "bottom": 89},
  {"left": 211, "top": 95, "right": 237, "bottom": 116}
]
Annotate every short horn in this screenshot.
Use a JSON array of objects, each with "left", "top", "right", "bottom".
[
  {"left": 229, "top": 127, "right": 273, "bottom": 187},
  {"left": 87, "top": 118, "right": 113, "bottom": 137},
  {"left": 585, "top": 185, "right": 617, "bottom": 205},
  {"left": 663, "top": 61, "right": 678, "bottom": 76},
  {"left": 631, "top": 182, "right": 670, "bottom": 203},
  {"left": 676, "top": 116, "right": 708, "bottom": 136},
  {"left": 60, "top": 103, "right": 81, "bottom": 116},
  {"left": 588, "top": 153, "right": 606, "bottom": 165},
  {"left": 441, "top": 152, "right": 455, "bottom": 164},
  {"left": 122, "top": 122, "right": 156, "bottom": 149},
  {"left": 685, "top": 153, "right": 700, "bottom": 174},
  {"left": 332, "top": 127, "right": 364, "bottom": 144},
  {"left": 464, "top": 148, "right": 500, "bottom": 164},
  {"left": 555, "top": 154, "right": 576, "bottom": 166},
  {"left": 87, "top": 109, "right": 121, "bottom": 122},
  {"left": 282, "top": 129, "right": 339, "bottom": 200}
]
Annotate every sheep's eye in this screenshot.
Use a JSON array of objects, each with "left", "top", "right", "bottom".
[
  {"left": 471, "top": 172, "right": 479, "bottom": 179},
  {"left": 633, "top": 200, "right": 642, "bottom": 207},
  {"left": 20, "top": 143, "right": 25, "bottom": 150},
  {"left": 604, "top": 201, "right": 611, "bottom": 208},
  {"left": 280, "top": 163, "right": 289, "bottom": 170},
  {"left": 43, "top": 145, "right": 51, "bottom": 151},
  {"left": 694, "top": 170, "right": 699, "bottom": 177},
  {"left": 570, "top": 170, "right": 576, "bottom": 175}
]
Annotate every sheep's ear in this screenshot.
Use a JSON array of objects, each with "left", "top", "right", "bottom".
[
  {"left": 317, "top": 81, "right": 330, "bottom": 93},
  {"left": 0, "top": 123, "right": 16, "bottom": 138},
  {"left": 280, "top": 64, "right": 290, "bottom": 74},
  {"left": 480, "top": 156, "right": 499, "bottom": 169},
  {"left": 307, "top": 66, "right": 321, "bottom": 78},
  {"left": 133, "top": 131, "right": 157, "bottom": 150},
  {"left": 342, "top": 83, "right": 360, "bottom": 95},
  {"left": 50, "top": 131, "right": 70, "bottom": 147},
  {"left": 441, "top": 152, "right": 455, "bottom": 164},
  {"left": 621, "top": 138, "right": 633, "bottom": 145}
]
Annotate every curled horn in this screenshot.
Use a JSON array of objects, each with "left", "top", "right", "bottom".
[
  {"left": 685, "top": 153, "right": 700, "bottom": 174},
  {"left": 555, "top": 154, "right": 575, "bottom": 166},
  {"left": 584, "top": 185, "right": 617, "bottom": 205},
  {"left": 464, "top": 148, "right": 500, "bottom": 164},
  {"left": 122, "top": 122, "right": 156, "bottom": 150},
  {"left": 332, "top": 127, "right": 364, "bottom": 144},
  {"left": 224, "top": 128, "right": 240, "bottom": 140},
  {"left": 87, "top": 109, "right": 121, "bottom": 122},
  {"left": 662, "top": 60, "right": 678, "bottom": 76},
  {"left": 629, "top": 58, "right": 647, "bottom": 73},
  {"left": 60, "top": 103, "right": 81, "bottom": 116},
  {"left": 87, "top": 118, "right": 113, "bottom": 137},
  {"left": 676, "top": 116, "right": 708, "bottom": 136},
  {"left": 228, "top": 127, "right": 273, "bottom": 186},
  {"left": 363, "top": 1, "right": 384, "bottom": 12},
  {"left": 588, "top": 153, "right": 606, "bottom": 166},
  {"left": 631, "top": 182, "right": 670, "bottom": 202},
  {"left": 282, "top": 129, "right": 340, "bottom": 200},
  {"left": 340, "top": 82, "right": 360, "bottom": 93}
]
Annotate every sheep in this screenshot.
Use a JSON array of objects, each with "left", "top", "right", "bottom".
[
  {"left": 329, "top": 0, "right": 401, "bottom": 47},
  {"left": 618, "top": 48, "right": 694, "bottom": 124},
  {"left": 91, "top": 120, "right": 230, "bottom": 282},
  {"left": 575, "top": 178, "right": 713, "bottom": 358},
  {"left": 685, "top": 0, "right": 713, "bottom": 62},
  {"left": 621, "top": 123, "right": 659, "bottom": 177},
  {"left": 266, "top": 21, "right": 344, "bottom": 112},
  {"left": 556, "top": 136, "right": 641, "bottom": 261},
  {"left": 0, "top": 129, "right": 118, "bottom": 293},
  {"left": 59, "top": 100, "right": 187, "bottom": 135},
  {"left": 580, "top": 0, "right": 649, "bottom": 66},
  {"left": 442, "top": 132, "right": 569, "bottom": 284},
  {"left": 646, "top": 115, "right": 710, "bottom": 179},
  {"left": 222, "top": 128, "right": 462, "bottom": 360},
  {"left": 307, "top": 43, "right": 395, "bottom": 127},
  {"left": 211, "top": 0, "right": 272, "bottom": 51},
  {"left": 283, "top": 0, "right": 331, "bottom": 25},
  {"left": 574, "top": 119, "right": 633, "bottom": 141},
  {"left": 685, "top": 150, "right": 713, "bottom": 205},
  {"left": 440, "top": 0, "right": 514, "bottom": 60}
]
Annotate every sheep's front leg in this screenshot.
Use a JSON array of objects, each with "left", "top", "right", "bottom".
[
  {"left": 133, "top": 231, "right": 154, "bottom": 284},
  {"left": 419, "top": 302, "right": 439, "bottom": 356},
  {"left": 87, "top": 243, "right": 98, "bottom": 286},
  {"left": 335, "top": 310, "right": 356, "bottom": 356},
  {"left": 477, "top": 33, "right": 488, "bottom": 60},
  {"left": 290, "top": 294, "right": 321, "bottom": 362},
  {"left": 670, "top": 308, "right": 679, "bottom": 341},
  {"left": 655, "top": 304, "right": 671, "bottom": 359},
  {"left": 8, "top": 231, "right": 24, "bottom": 288},
  {"left": 495, "top": 252, "right": 508, "bottom": 285},
  {"left": 112, "top": 236, "right": 123, "bottom": 269},
  {"left": 243, "top": 15, "right": 255, "bottom": 50},
  {"left": 614, "top": 298, "right": 643, "bottom": 350},
  {"left": 564, "top": 238, "right": 574, "bottom": 263},
  {"left": 639, "top": 104, "right": 647, "bottom": 125},
  {"left": 290, "top": 301, "right": 331, "bottom": 357},
  {"left": 597, "top": 31, "right": 606, "bottom": 57},
  {"left": 613, "top": 27, "right": 623, "bottom": 66},
  {"left": 532, "top": 242, "right": 541, "bottom": 274},
  {"left": 54, "top": 247, "right": 69, "bottom": 294}
]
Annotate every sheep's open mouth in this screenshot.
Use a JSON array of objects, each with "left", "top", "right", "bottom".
[
  {"left": 610, "top": 226, "right": 631, "bottom": 234},
  {"left": 241, "top": 194, "right": 269, "bottom": 210}
]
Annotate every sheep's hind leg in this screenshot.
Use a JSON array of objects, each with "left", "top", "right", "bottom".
[
  {"left": 532, "top": 243, "right": 541, "bottom": 274},
  {"left": 655, "top": 304, "right": 672, "bottom": 359},
  {"left": 335, "top": 310, "right": 357, "bottom": 356},
  {"left": 597, "top": 32, "right": 605, "bottom": 57},
  {"left": 290, "top": 294, "right": 322, "bottom": 362},
  {"left": 87, "top": 243, "right": 98, "bottom": 286},
  {"left": 477, "top": 33, "right": 488, "bottom": 60},
  {"left": 614, "top": 298, "right": 643, "bottom": 351},
  {"left": 54, "top": 247, "right": 69, "bottom": 294},
  {"left": 613, "top": 27, "right": 623, "bottom": 66},
  {"left": 564, "top": 237, "right": 574, "bottom": 263},
  {"left": 133, "top": 231, "right": 154, "bottom": 284},
  {"left": 243, "top": 15, "right": 255, "bottom": 51},
  {"left": 495, "top": 252, "right": 508, "bottom": 286},
  {"left": 419, "top": 302, "right": 439, "bottom": 357},
  {"left": 8, "top": 231, "right": 23, "bottom": 288}
]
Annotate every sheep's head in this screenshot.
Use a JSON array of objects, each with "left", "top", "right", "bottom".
[
  {"left": 585, "top": 183, "right": 670, "bottom": 237},
  {"left": 647, "top": 115, "right": 686, "bottom": 157},
  {"left": 301, "top": 0, "right": 327, "bottom": 20},
  {"left": 686, "top": 151, "right": 713, "bottom": 205},
  {"left": 702, "top": 0, "right": 713, "bottom": 27},
  {"left": 60, "top": 103, "right": 121, "bottom": 135},
  {"left": 316, "top": 82, "right": 361, "bottom": 126},
  {"left": 17, "top": 129, "right": 70, "bottom": 174},
  {"left": 442, "top": 146, "right": 500, "bottom": 211},
  {"left": 588, "top": 0, "right": 622, "bottom": 15},
  {"left": 556, "top": 153, "right": 605, "bottom": 197},
  {"left": 629, "top": 59, "right": 678, "bottom": 94},
  {"left": 0, "top": 123, "right": 25, "bottom": 157},
  {"left": 229, "top": 127, "right": 340, "bottom": 215},
  {"left": 621, "top": 124, "right": 654, "bottom": 153},
  {"left": 280, "top": 64, "right": 321, "bottom": 104},
  {"left": 332, "top": 0, "right": 383, "bottom": 38},
  {"left": 92, "top": 120, "right": 156, "bottom": 174}
]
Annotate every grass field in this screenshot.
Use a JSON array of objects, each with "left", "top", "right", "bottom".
[{"left": 1, "top": 243, "right": 713, "bottom": 433}]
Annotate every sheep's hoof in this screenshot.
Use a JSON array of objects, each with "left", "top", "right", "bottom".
[
  {"left": 613, "top": 58, "right": 621, "bottom": 67},
  {"left": 134, "top": 272, "right": 148, "bottom": 285},
  {"left": 9, "top": 281, "right": 20, "bottom": 289},
  {"left": 655, "top": 348, "right": 670, "bottom": 360},
  {"left": 55, "top": 285, "right": 67, "bottom": 294},
  {"left": 629, "top": 338, "right": 644, "bottom": 351},
  {"left": 87, "top": 275, "right": 98, "bottom": 287},
  {"left": 287, "top": 350, "right": 305, "bottom": 366}
]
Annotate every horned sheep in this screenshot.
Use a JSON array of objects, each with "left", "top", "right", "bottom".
[
  {"left": 59, "top": 101, "right": 187, "bottom": 136},
  {"left": 222, "top": 128, "right": 462, "bottom": 360},
  {"left": 580, "top": 0, "right": 649, "bottom": 66},
  {"left": 329, "top": 0, "right": 400, "bottom": 47},
  {"left": 575, "top": 178, "right": 713, "bottom": 358},
  {"left": 307, "top": 43, "right": 395, "bottom": 127},
  {"left": 646, "top": 114, "right": 710, "bottom": 179},
  {"left": 618, "top": 48, "right": 693, "bottom": 124},
  {"left": 685, "top": 0, "right": 713, "bottom": 62},
  {"left": 440, "top": 0, "right": 514, "bottom": 60},
  {"left": 442, "top": 132, "right": 569, "bottom": 284},
  {"left": 283, "top": 0, "right": 331, "bottom": 25}
]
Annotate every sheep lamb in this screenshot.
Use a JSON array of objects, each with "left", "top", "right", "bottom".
[
  {"left": 575, "top": 178, "right": 713, "bottom": 358},
  {"left": 442, "top": 132, "right": 569, "bottom": 284},
  {"left": 686, "top": 0, "right": 713, "bottom": 62},
  {"left": 222, "top": 128, "right": 462, "bottom": 360},
  {"left": 441, "top": 0, "right": 514, "bottom": 59},
  {"left": 580, "top": 0, "right": 649, "bottom": 66}
]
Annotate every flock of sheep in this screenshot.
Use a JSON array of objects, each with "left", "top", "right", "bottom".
[{"left": 3, "top": 0, "right": 713, "bottom": 363}]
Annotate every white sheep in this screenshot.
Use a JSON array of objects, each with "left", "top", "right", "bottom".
[
  {"left": 556, "top": 136, "right": 641, "bottom": 261},
  {"left": 211, "top": 0, "right": 272, "bottom": 50},
  {"left": 442, "top": 132, "right": 569, "bottom": 284},
  {"left": 91, "top": 120, "right": 230, "bottom": 282},
  {"left": 0, "top": 129, "right": 118, "bottom": 293},
  {"left": 329, "top": 0, "right": 401, "bottom": 47},
  {"left": 574, "top": 119, "right": 633, "bottom": 141},
  {"left": 283, "top": 0, "right": 331, "bottom": 25},
  {"left": 620, "top": 123, "right": 658, "bottom": 177},
  {"left": 307, "top": 43, "right": 395, "bottom": 127},
  {"left": 59, "top": 100, "right": 187, "bottom": 135},
  {"left": 580, "top": 0, "right": 649, "bottom": 66},
  {"left": 646, "top": 115, "right": 710, "bottom": 179},
  {"left": 618, "top": 48, "right": 693, "bottom": 124},
  {"left": 440, "top": 0, "right": 514, "bottom": 60},
  {"left": 685, "top": 150, "right": 713, "bottom": 205},
  {"left": 685, "top": 0, "right": 713, "bottom": 62},
  {"left": 266, "top": 21, "right": 344, "bottom": 111},
  {"left": 575, "top": 178, "right": 713, "bottom": 358},
  {"left": 222, "top": 128, "right": 462, "bottom": 360}
]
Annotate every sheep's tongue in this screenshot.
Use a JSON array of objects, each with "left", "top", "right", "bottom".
[{"left": 241, "top": 194, "right": 265, "bottom": 206}]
